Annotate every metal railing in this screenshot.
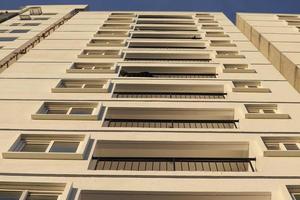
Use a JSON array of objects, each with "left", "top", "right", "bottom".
[
  {"left": 92, "top": 157, "right": 256, "bottom": 172},
  {"left": 112, "top": 92, "right": 226, "bottom": 99},
  {"left": 119, "top": 71, "right": 217, "bottom": 78},
  {"left": 102, "top": 119, "right": 238, "bottom": 129}
]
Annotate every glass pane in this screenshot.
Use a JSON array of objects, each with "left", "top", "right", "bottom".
[
  {"left": 294, "top": 194, "right": 300, "bottom": 200},
  {"left": 47, "top": 109, "right": 68, "bottom": 114},
  {"left": 263, "top": 109, "right": 275, "bottom": 114},
  {"left": 265, "top": 143, "right": 280, "bottom": 150},
  {"left": 26, "top": 194, "right": 58, "bottom": 200},
  {"left": 69, "top": 107, "right": 93, "bottom": 115},
  {"left": 49, "top": 142, "right": 79, "bottom": 153},
  {"left": 21, "top": 143, "right": 48, "bottom": 152},
  {"left": 0, "top": 191, "right": 22, "bottom": 200},
  {"left": 10, "top": 29, "right": 30, "bottom": 33},
  {"left": 284, "top": 143, "right": 299, "bottom": 150},
  {"left": 0, "top": 37, "right": 17, "bottom": 41}
]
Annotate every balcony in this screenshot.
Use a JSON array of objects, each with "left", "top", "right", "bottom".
[
  {"left": 112, "top": 83, "right": 226, "bottom": 99},
  {"left": 102, "top": 107, "right": 238, "bottom": 129},
  {"left": 119, "top": 65, "right": 217, "bottom": 78},
  {"left": 90, "top": 140, "right": 254, "bottom": 172}
]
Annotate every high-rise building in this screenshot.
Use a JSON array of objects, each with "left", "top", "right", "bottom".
[
  {"left": 0, "top": 5, "right": 300, "bottom": 200},
  {"left": 237, "top": 13, "right": 300, "bottom": 93}
]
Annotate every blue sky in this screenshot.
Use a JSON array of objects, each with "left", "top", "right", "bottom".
[{"left": 1, "top": 0, "right": 300, "bottom": 22}]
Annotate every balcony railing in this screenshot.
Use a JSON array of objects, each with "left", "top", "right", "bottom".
[
  {"left": 112, "top": 92, "right": 226, "bottom": 99},
  {"left": 92, "top": 157, "right": 256, "bottom": 172},
  {"left": 119, "top": 71, "right": 217, "bottom": 78},
  {"left": 102, "top": 119, "right": 238, "bottom": 129}
]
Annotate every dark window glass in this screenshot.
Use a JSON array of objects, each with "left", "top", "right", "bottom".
[
  {"left": 10, "top": 29, "right": 30, "bottom": 33},
  {"left": 21, "top": 143, "right": 48, "bottom": 152},
  {"left": 0, "top": 37, "right": 17, "bottom": 41},
  {"left": 0, "top": 191, "right": 22, "bottom": 200},
  {"left": 49, "top": 142, "right": 79, "bottom": 153}
]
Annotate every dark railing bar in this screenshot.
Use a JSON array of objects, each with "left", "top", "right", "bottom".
[
  {"left": 104, "top": 119, "right": 239, "bottom": 123},
  {"left": 113, "top": 92, "right": 227, "bottom": 96},
  {"left": 92, "top": 156, "right": 256, "bottom": 162}
]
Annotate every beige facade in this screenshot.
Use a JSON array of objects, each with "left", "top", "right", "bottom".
[
  {"left": 237, "top": 13, "right": 300, "bottom": 93},
  {"left": 0, "top": 5, "right": 300, "bottom": 200}
]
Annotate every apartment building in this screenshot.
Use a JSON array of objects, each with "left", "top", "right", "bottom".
[
  {"left": 0, "top": 4, "right": 300, "bottom": 200},
  {"left": 237, "top": 13, "right": 300, "bottom": 93}
]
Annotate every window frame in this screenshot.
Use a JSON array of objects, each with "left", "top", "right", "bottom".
[
  {"left": 51, "top": 79, "right": 112, "bottom": 93},
  {"left": 31, "top": 101, "right": 102, "bottom": 120},
  {"left": 245, "top": 104, "right": 290, "bottom": 119},
  {"left": 66, "top": 62, "right": 118, "bottom": 74},
  {"left": 232, "top": 81, "right": 271, "bottom": 93},
  {"left": 78, "top": 49, "right": 122, "bottom": 59},
  {"left": 0, "top": 181, "right": 72, "bottom": 200},
  {"left": 262, "top": 137, "right": 300, "bottom": 157},
  {"left": 3, "top": 134, "right": 90, "bottom": 160}
]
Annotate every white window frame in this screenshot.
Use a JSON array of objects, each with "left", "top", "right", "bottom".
[
  {"left": 232, "top": 81, "right": 271, "bottom": 93},
  {"left": 66, "top": 62, "right": 118, "bottom": 74},
  {"left": 3, "top": 134, "right": 90, "bottom": 160},
  {"left": 51, "top": 79, "right": 112, "bottom": 93},
  {"left": 245, "top": 104, "right": 290, "bottom": 119},
  {"left": 262, "top": 137, "right": 300, "bottom": 157},
  {"left": 31, "top": 102, "right": 102, "bottom": 120}
]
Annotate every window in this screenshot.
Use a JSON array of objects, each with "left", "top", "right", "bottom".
[
  {"left": 32, "top": 102, "right": 102, "bottom": 120},
  {"left": 101, "top": 23, "right": 132, "bottom": 29},
  {"left": 0, "top": 37, "right": 17, "bottom": 41},
  {"left": 19, "top": 14, "right": 32, "bottom": 20},
  {"left": 94, "top": 30, "right": 129, "bottom": 37},
  {"left": 87, "top": 39, "right": 126, "bottom": 47},
  {"left": 67, "top": 62, "right": 118, "bottom": 73},
  {"left": 3, "top": 134, "right": 89, "bottom": 160},
  {"left": 112, "top": 83, "right": 226, "bottom": 99},
  {"left": 287, "top": 186, "right": 300, "bottom": 200},
  {"left": 232, "top": 81, "right": 271, "bottom": 93},
  {"left": 0, "top": 181, "right": 71, "bottom": 200},
  {"left": 79, "top": 191, "right": 270, "bottom": 200},
  {"left": 131, "top": 32, "right": 202, "bottom": 39},
  {"left": 78, "top": 50, "right": 122, "bottom": 59},
  {"left": 9, "top": 29, "right": 30, "bottom": 33},
  {"left": 52, "top": 79, "right": 112, "bottom": 93},
  {"left": 206, "top": 32, "right": 229, "bottom": 37},
  {"left": 102, "top": 107, "right": 238, "bottom": 129},
  {"left": 210, "top": 40, "right": 236, "bottom": 47},
  {"left": 245, "top": 104, "right": 290, "bottom": 119},
  {"left": 10, "top": 23, "right": 21, "bottom": 26},
  {"left": 202, "top": 24, "right": 223, "bottom": 30},
  {"left": 223, "top": 64, "right": 256, "bottom": 73},
  {"left": 124, "top": 50, "right": 211, "bottom": 62},
  {"left": 216, "top": 51, "right": 245, "bottom": 59},
  {"left": 23, "top": 23, "right": 40, "bottom": 26},
  {"left": 128, "top": 40, "right": 207, "bottom": 49},
  {"left": 119, "top": 65, "right": 217, "bottom": 78},
  {"left": 29, "top": 7, "right": 43, "bottom": 15},
  {"left": 90, "top": 140, "right": 254, "bottom": 172},
  {"left": 262, "top": 137, "right": 300, "bottom": 157}
]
